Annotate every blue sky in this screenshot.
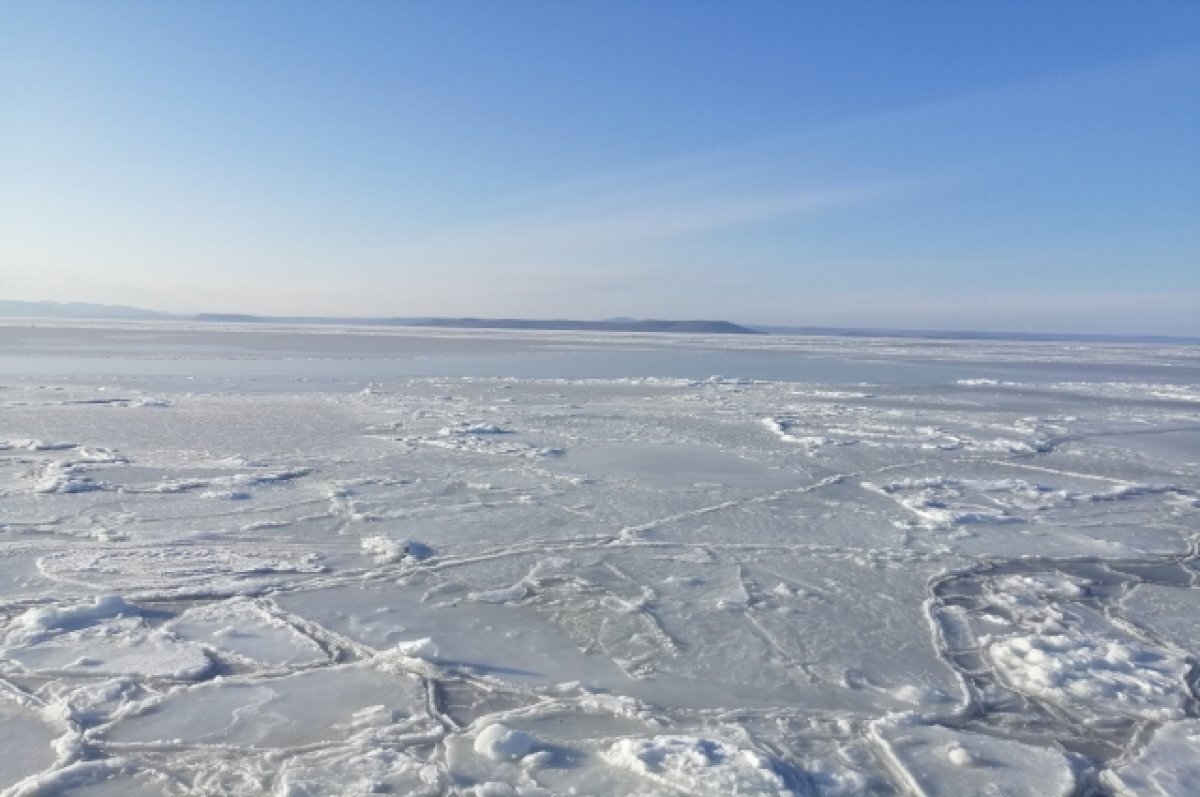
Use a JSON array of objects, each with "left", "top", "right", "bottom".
[{"left": 2, "top": 1, "right": 1197, "bottom": 333}]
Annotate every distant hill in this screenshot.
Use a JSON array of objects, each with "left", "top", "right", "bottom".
[
  {"left": 393, "top": 318, "right": 762, "bottom": 334},
  {"left": 185, "top": 314, "right": 758, "bottom": 334},
  {"left": 6, "top": 300, "right": 1193, "bottom": 342},
  {"left": 0, "top": 300, "right": 173, "bottom": 320},
  {"left": 194, "top": 313, "right": 267, "bottom": 323}
]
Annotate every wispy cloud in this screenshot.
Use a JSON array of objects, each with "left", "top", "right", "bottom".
[
  {"left": 396, "top": 181, "right": 900, "bottom": 263},
  {"left": 387, "top": 49, "right": 1195, "bottom": 274}
]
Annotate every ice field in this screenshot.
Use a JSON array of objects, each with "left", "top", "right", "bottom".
[{"left": 1, "top": 321, "right": 1198, "bottom": 796}]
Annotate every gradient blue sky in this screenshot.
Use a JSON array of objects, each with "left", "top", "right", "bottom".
[{"left": 2, "top": 1, "right": 1198, "bottom": 333}]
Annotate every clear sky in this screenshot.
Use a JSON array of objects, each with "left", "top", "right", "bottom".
[{"left": 2, "top": 1, "right": 1198, "bottom": 333}]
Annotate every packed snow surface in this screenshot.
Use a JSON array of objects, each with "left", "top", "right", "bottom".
[{"left": 0, "top": 320, "right": 1198, "bottom": 794}]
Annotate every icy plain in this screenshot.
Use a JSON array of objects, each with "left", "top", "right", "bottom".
[{"left": 1, "top": 321, "right": 1198, "bottom": 796}]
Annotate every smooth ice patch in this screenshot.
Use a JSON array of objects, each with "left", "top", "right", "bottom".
[
  {"left": 1122, "top": 583, "right": 1200, "bottom": 654},
  {"left": 102, "top": 662, "right": 426, "bottom": 748},
  {"left": 275, "top": 747, "right": 441, "bottom": 797},
  {"left": 1103, "top": 719, "right": 1200, "bottom": 796},
  {"left": 870, "top": 718, "right": 1077, "bottom": 797},
  {"left": 166, "top": 598, "right": 327, "bottom": 667},
  {"left": 0, "top": 701, "right": 59, "bottom": 792},
  {"left": 275, "top": 583, "right": 635, "bottom": 693}
]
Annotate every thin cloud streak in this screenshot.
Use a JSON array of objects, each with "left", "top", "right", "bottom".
[
  {"left": 380, "top": 51, "right": 1191, "bottom": 276},
  {"left": 394, "top": 182, "right": 903, "bottom": 264}
]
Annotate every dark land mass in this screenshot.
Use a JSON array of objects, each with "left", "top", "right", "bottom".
[
  {"left": 194, "top": 313, "right": 269, "bottom": 323},
  {"left": 188, "top": 314, "right": 759, "bottom": 335},
  {"left": 191, "top": 315, "right": 759, "bottom": 334},
  {"left": 395, "top": 317, "right": 762, "bottom": 334},
  {"left": 4, "top": 300, "right": 1198, "bottom": 344}
]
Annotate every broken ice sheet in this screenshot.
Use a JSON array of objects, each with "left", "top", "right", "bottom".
[
  {"left": 273, "top": 582, "right": 636, "bottom": 692},
  {"left": 1, "top": 326, "right": 1198, "bottom": 793}
]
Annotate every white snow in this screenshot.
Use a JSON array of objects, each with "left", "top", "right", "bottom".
[{"left": 987, "top": 632, "right": 1190, "bottom": 720}]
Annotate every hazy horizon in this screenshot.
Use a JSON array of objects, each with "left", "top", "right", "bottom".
[
  {"left": 2, "top": 2, "right": 1198, "bottom": 335},
  {"left": 8, "top": 296, "right": 1200, "bottom": 342}
]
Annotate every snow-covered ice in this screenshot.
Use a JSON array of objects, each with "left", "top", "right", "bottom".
[{"left": 1, "top": 320, "right": 1198, "bottom": 794}]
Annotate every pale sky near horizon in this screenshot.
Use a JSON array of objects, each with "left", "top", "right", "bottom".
[{"left": 2, "top": 1, "right": 1198, "bottom": 334}]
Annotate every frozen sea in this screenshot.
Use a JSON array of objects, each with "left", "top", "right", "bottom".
[{"left": 1, "top": 320, "right": 1198, "bottom": 796}]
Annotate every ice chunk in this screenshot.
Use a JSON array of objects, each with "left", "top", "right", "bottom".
[
  {"left": 33, "top": 462, "right": 104, "bottom": 494},
  {"left": 361, "top": 536, "right": 431, "bottom": 564},
  {"left": 391, "top": 636, "right": 438, "bottom": 660},
  {"left": 467, "top": 583, "right": 530, "bottom": 604}
]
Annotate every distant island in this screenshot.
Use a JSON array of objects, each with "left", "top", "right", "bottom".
[
  {"left": 397, "top": 317, "right": 761, "bottom": 334},
  {"left": 196, "top": 313, "right": 759, "bottom": 334},
  {"left": 2, "top": 302, "right": 757, "bottom": 335},
  {"left": 4, "top": 300, "right": 1199, "bottom": 344}
]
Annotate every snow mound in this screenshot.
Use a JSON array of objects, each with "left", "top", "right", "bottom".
[
  {"left": 604, "top": 736, "right": 796, "bottom": 796},
  {"left": 19, "top": 595, "right": 133, "bottom": 633},
  {"left": 988, "top": 630, "right": 1189, "bottom": 721},
  {"left": 474, "top": 723, "right": 536, "bottom": 761},
  {"left": 361, "top": 536, "right": 432, "bottom": 564}
]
